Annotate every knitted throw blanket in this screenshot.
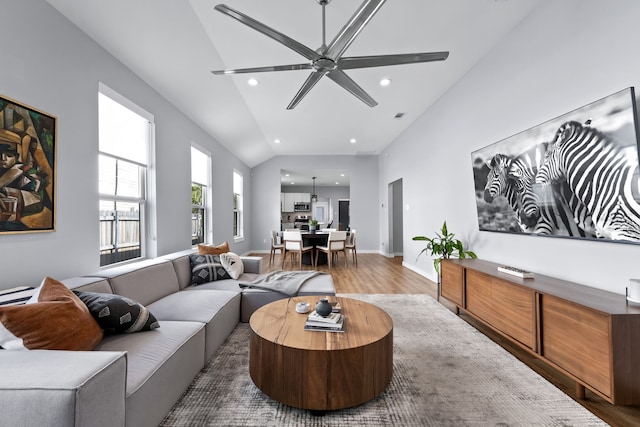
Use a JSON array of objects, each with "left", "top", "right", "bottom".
[{"left": 239, "top": 270, "right": 323, "bottom": 296}]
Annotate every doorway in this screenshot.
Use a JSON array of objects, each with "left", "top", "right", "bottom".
[
  {"left": 338, "top": 200, "right": 350, "bottom": 230},
  {"left": 388, "top": 179, "right": 403, "bottom": 257}
]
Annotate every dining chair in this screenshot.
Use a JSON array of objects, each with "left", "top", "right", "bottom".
[
  {"left": 314, "top": 230, "right": 347, "bottom": 269},
  {"left": 282, "top": 230, "right": 314, "bottom": 269},
  {"left": 270, "top": 230, "right": 284, "bottom": 265},
  {"left": 345, "top": 229, "right": 357, "bottom": 266}
]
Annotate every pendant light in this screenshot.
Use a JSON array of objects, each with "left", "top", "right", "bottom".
[{"left": 311, "top": 177, "right": 318, "bottom": 202}]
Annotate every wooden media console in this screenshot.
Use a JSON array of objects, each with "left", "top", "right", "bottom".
[{"left": 441, "top": 258, "right": 640, "bottom": 405}]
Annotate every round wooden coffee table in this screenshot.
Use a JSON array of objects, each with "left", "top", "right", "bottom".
[{"left": 249, "top": 296, "right": 393, "bottom": 411}]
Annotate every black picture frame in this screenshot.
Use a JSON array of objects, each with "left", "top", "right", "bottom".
[
  {"left": 0, "top": 94, "right": 56, "bottom": 234},
  {"left": 471, "top": 87, "right": 640, "bottom": 243}
]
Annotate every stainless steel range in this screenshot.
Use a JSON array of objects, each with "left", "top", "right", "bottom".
[{"left": 294, "top": 215, "right": 310, "bottom": 228}]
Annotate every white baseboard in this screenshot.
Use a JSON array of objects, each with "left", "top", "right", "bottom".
[{"left": 402, "top": 261, "right": 436, "bottom": 282}]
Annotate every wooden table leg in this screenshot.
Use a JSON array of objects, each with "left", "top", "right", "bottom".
[{"left": 576, "top": 383, "right": 586, "bottom": 400}]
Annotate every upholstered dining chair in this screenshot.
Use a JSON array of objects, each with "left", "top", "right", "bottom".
[
  {"left": 345, "top": 229, "right": 357, "bottom": 266},
  {"left": 314, "top": 230, "right": 347, "bottom": 269},
  {"left": 282, "top": 230, "right": 314, "bottom": 269},
  {"left": 270, "top": 230, "right": 284, "bottom": 265}
]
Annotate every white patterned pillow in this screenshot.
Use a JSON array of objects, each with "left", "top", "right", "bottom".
[{"left": 220, "top": 252, "right": 244, "bottom": 279}]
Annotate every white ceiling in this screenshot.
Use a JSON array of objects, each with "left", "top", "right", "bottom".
[{"left": 47, "top": 0, "right": 540, "bottom": 169}]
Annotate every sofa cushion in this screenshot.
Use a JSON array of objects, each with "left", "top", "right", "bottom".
[
  {"left": 94, "top": 320, "right": 205, "bottom": 427},
  {"left": 147, "top": 289, "right": 241, "bottom": 360},
  {"left": 95, "top": 259, "right": 180, "bottom": 306},
  {"left": 0, "top": 350, "right": 127, "bottom": 427},
  {"left": 63, "top": 277, "right": 113, "bottom": 294},
  {"left": 0, "top": 277, "right": 103, "bottom": 351},
  {"left": 190, "top": 254, "right": 232, "bottom": 284},
  {"left": 73, "top": 291, "right": 160, "bottom": 334},
  {"left": 197, "top": 241, "right": 229, "bottom": 255},
  {"left": 220, "top": 252, "right": 244, "bottom": 279}
]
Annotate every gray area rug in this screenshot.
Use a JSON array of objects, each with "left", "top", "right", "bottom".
[{"left": 160, "top": 294, "right": 608, "bottom": 426}]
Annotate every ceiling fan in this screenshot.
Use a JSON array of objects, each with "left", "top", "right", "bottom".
[{"left": 211, "top": 0, "right": 449, "bottom": 110}]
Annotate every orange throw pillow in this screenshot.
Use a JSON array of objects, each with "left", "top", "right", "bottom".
[
  {"left": 198, "top": 241, "right": 229, "bottom": 255},
  {"left": 0, "top": 277, "right": 103, "bottom": 350}
]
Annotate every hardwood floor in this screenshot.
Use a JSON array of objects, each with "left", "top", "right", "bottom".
[{"left": 252, "top": 252, "right": 640, "bottom": 426}]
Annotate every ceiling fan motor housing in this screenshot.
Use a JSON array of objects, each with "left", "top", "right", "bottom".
[{"left": 313, "top": 57, "right": 337, "bottom": 72}]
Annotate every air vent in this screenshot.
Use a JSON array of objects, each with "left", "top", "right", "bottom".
[{"left": 394, "top": 112, "right": 405, "bottom": 119}]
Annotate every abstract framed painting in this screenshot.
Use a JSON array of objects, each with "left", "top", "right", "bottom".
[
  {"left": 0, "top": 94, "right": 56, "bottom": 234},
  {"left": 471, "top": 87, "right": 640, "bottom": 244}
]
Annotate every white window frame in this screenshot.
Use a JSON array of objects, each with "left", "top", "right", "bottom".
[
  {"left": 191, "top": 143, "right": 212, "bottom": 246},
  {"left": 98, "top": 82, "right": 156, "bottom": 267},
  {"left": 233, "top": 169, "right": 244, "bottom": 242}
]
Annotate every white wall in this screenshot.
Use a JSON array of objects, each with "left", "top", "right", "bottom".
[
  {"left": 251, "top": 155, "right": 378, "bottom": 252},
  {"left": 0, "top": 0, "right": 251, "bottom": 290},
  {"left": 381, "top": 0, "right": 640, "bottom": 294}
]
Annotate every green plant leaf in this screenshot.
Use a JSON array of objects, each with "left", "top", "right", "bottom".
[{"left": 412, "top": 221, "right": 477, "bottom": 271}]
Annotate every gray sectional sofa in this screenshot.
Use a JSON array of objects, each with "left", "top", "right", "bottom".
[{"left": 0, "top": 248, "right": 335, "bottom": 427}]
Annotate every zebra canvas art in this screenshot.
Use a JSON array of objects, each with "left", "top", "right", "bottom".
[{"left": 471, "top": 87, "right": 640, "bottom": 243}]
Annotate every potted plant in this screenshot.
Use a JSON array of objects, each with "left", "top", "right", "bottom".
[
  {"left": 308, "top": 219, "right": 318, "bottom": 232},
  {"left": 413, "top": 221, "right": 477, "bottom": 299}
]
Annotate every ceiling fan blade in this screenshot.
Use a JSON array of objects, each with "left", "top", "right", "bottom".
[
  {"left": 215, "top": 4, "right": 320, "bottom": 62},
  {"left": 326, "top": 70, "right": 377, "bottom": 107},
  {"left": 338, "top": 51, "right": 449, "bottom": 70},
  {"left": 287, "top": 72, "right": 325, "bottom": 110},
  {"left": 212, "top": 63, "right": 313, "bottom": 75},
  {"left": 326, "top": 0, "right": 386, "bottom": 60}
]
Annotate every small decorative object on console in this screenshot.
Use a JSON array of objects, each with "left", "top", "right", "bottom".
[
  {"left": 315, "top": 298, "right": 333, "bottom": 317},
  {"left": 626, "top": 279, "right": 640, "bottom": 304},
  {"left": 497, "top": 265, "right": 535, "bottom": 279}
]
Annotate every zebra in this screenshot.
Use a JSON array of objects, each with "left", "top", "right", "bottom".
[
  {"left": 483, "top": 143, "right": 595, "bottom": 237},
  {"left": 483, "top": 145, "right": 546, "bottom": 232},
  {"left": 535, "top": 120, "right": 640, "bottom": 241}
]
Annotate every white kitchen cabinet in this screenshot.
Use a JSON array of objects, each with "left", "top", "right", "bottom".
[{"left": 281, "top": 192, "right": 312, "bottom": 212}]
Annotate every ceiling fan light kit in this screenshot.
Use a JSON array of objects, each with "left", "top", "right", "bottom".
[{"left": 211, "top": 0, "right": 449, "bottom": 109}]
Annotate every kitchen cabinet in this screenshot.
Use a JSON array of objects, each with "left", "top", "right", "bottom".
[
  {"left": 281, "top": 193, "right": 311, "bottom": 212},
  {"left": 283, "top": 193, "right": 295, "bottom": 212}
]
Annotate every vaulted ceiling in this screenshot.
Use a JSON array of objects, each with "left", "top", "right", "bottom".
[{"left": 47, "top": 0, "right": 540, "bottom": 167}]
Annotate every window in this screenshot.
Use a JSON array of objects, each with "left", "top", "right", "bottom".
[
  {"left": 191, "top": 145, "right": 211, "bottom": 245},
  {"left": 233, "top": 170, "right": 243, "bottom": 240},
  {"left": 98, "top": 85, "right": 154, "bottom": 267}
]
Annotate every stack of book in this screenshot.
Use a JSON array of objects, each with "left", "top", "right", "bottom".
[{"left": 304, "top": 310, "right": 345, "bottom": 332}]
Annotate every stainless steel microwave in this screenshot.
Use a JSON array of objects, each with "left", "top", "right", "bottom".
[{"left": 294, "top": 203, "right": 310, "bottom": 212}]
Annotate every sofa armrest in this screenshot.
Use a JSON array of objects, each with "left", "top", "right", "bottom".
[
  {"left": 241, "top": 256, "right": 262, "bottom": 274},
  {"left": 0, "top": 350, "right": 127, "bottom": 427}
]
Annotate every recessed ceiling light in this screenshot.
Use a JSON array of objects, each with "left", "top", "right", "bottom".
[
  {"left": 350, "top": 138, "right": 357, "bottom": 144},
  {"left": 274, "top": 139, "right": 280, "bottom": 144},
  {"left": 379, "top": 78, "right": 392, "bottom": 87},
  {"left": 247, "top": 78, "right": 259, "bottom": 86},
  {"left": 340, "top": 173, "right": 345, "bottom": 177},
  {"left": 335, "top": 181, "right": 339, "bottom": 185}
]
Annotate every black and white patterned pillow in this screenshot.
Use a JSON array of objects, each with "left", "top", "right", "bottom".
[
  {"left": 73, "top": 291, "right": 160, "bottom": 334},
  {"left": 189, "top": 254, "right": 232, "bottom": 285}
]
